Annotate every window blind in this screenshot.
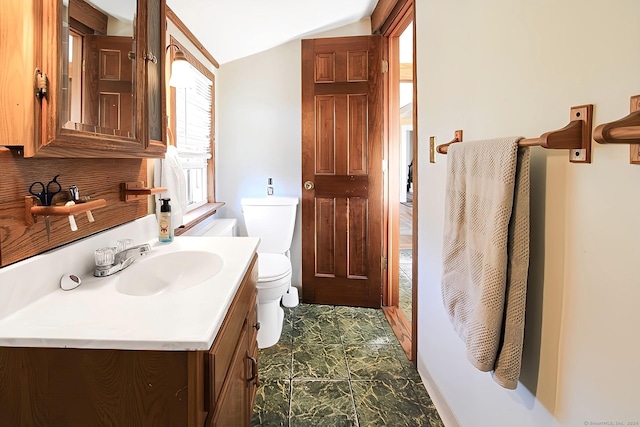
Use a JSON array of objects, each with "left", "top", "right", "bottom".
[{"left": 175, "top": 64, "right": 212, "bottom": 171}]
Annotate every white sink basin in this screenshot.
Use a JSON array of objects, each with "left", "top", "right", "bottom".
[{"left": 115, "top": 250, "right": 224, "bottom": 296}]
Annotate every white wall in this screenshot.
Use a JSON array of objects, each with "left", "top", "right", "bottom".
[
  {"left": 215, "top": 19, "right": 371, "bottom": 289},
  {"left": 416, "top": 1, "right": 640, "bottom": 426}
]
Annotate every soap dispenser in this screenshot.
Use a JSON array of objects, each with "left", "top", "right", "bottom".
[{"left": 158, "top": 198, "right": 173, "bottom": 243}]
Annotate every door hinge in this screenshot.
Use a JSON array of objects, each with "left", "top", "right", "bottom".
[
  {"left": 382, "top": 256, "right": 388, "bottom": 270},
  {"left": 382, "top": 59, "right": 389, "bottom": 73},
  {"left": 34, "top": 68, "right": 48, "bottom": 100}
]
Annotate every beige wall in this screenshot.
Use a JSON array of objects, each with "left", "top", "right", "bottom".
[
  {"left": 416, "top": 1, "right": 640, "bottom": 425},
  {"left": 215, "top": 19, "right": 372, "bottom": 289}
]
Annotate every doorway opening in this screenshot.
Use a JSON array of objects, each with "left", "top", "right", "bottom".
[{"left": 381, "top": 3, "right": 416, "bottom": 363}]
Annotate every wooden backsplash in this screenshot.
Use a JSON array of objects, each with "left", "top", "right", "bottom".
[{"left": 0, "top": 148, "right": 149, "bottom": 267}]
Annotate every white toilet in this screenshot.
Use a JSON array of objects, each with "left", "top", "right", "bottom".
[{"left": 241, "top": 197, "right": 298, "bottom": 349}]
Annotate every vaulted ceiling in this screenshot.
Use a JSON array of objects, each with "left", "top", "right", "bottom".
[{"left": 166, "top": 0, "right": 379, "bottom": 64}]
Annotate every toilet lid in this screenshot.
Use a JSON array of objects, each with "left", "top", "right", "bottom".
[{"left": 258, "top": 253, "right": 291, "bottom": 281}]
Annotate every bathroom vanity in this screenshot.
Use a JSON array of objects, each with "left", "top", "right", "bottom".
[{"left": 0, "top": 217, "right": 260, "bottom": 426}]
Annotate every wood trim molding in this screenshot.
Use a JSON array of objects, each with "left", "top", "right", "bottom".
[
  {"left": 69, "top": 0, "right": 108, "bottom": 35},
  {"left": 166, "top": 6, "right": 219, "bottom": 68},
  {"left": 371, "top": 0, "right": 399, "bottom": 34},
  {"left": 175, "top": 202, "right": 225, "bottom": 236},
  {"left": 371, "top": 0, "right": 413, "bottom": 36}
]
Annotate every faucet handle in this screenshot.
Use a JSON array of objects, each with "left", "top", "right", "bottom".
[
  {"left": 116, "top": 239, "right": 133, "bottom": 252},
  {"left": 95, "top": 247, "right": 116, "bottom": 267}
]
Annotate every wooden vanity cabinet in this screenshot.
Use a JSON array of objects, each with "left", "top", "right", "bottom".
[
  {"left": 0, "top": 0, "right": 166, "bottom": 158},
  {"left": 207, "top": 253, "right": 260, "bottom": 426},
  {"left": 0, "top": 255, "right": 259, "bottom": 426}
]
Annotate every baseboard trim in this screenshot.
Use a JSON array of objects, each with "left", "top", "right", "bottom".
[{"left": 416, "top": 356, "right": 461, "bottom": 427}]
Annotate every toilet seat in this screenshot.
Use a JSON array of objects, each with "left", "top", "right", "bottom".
[{"left": 257, "top": 253, "right": 291, "bottom": 285}]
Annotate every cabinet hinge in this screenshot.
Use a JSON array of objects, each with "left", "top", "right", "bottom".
[
  {"left": 381, "top": 59, "right": 389, "bottom": 74},
  {"left": 34, "top": 68, "right": 48, "bottom": 100},
  {"left": 382, "top": 256, "right": 388, "bottom": 270}
]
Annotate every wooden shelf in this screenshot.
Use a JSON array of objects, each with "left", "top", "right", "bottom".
[{"left": 25, "top": 196, "right": 107, "bottom": 226}]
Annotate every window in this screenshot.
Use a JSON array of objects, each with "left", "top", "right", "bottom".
[{"left": 169, "top": 38, "right": 215, "bottom": 212}]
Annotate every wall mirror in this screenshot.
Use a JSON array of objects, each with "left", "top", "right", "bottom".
[
  {"left": 7, "top": 0, "right": 167, "bottom": 157},
  {"left": 62, "top": 0, "right": 138, "bottom": 138}
]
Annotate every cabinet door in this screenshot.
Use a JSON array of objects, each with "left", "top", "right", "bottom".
[
  {"left": 140, "top": 0, "right": 166, "bottom": 156},
  {"left": 212, "top": 323, "right": 250, "bottom": 427},
  {"left": 0, "top": 0, "right": 38, "bottom": 148},
  {"left": 1, "top": 0, "right": 167, "bottom": 158}
]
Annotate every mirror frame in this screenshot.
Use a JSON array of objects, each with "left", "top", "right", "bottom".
[{"left": 31, "top": 0, "right": 165, "bottom": 158}]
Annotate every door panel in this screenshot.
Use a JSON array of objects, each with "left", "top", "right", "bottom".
[
  {"left": 301, "top": 36, "right": 384, "bottom": 308},
  {"left": 83, "top": 35, "right": 133, "bottom": 133}
]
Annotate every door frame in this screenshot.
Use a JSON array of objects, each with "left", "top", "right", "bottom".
[{"left": 379, "top": 0, "right": 417, "bottom": 364}]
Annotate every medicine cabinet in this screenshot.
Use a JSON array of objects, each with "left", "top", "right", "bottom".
[{"left": 0, "top": 0, "right": 166, "bottom": 158}]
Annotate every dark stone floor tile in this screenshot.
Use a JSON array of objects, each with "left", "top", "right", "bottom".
[
  {"left": 292, "top": 315, "right": 342, "bottom": 345},
  {"left": 291, "top": 303, "right": 335, "bottom": 322},
  {"left": 292, "top": 344, "right": 348, "bottom": 379},
  {"left": 259, "top": 341, "right": 292, "bottom": 380},
  {"left": 339, "top": 318, "right": 391, "bottom": 345},
  {"left": 411, "top": 379, "right": 445, "bottom": 427},
  {"left": 334, "top": 305, "right": 385, "bottom": 322},
  {"left": 289, "top": 380, "right": 357, "bottom": 427},
  {"left": 379, "top": 317, "right": 398, "bottom": 340},
  {"left": 252, "top": 379, "right": 290, "bottom": 427},
  {"left": 351, "top": 379, "right": 432, "bottom": 427},
  {"left": 279, "top": 315, "right": 294, "bottom": 345},
  {"left": 283, "top": 306, "right": 297, "bottom": 322},
  {"left": 345, "top": 344, "right": 411, "bottom": 380},
  {"left": 252, "top": 304, "right": 444, "bottom": 427}
]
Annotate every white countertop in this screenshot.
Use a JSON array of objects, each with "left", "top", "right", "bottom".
[{"left": 0, "top": 236, "right": 259, "bottom": 351}]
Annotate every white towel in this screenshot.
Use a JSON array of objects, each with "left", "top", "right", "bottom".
[
  {"left": 441, "top": 137, "right": 530, "bottom": 390},
  {"left": 154, "top": 145, "right": 188, "bottom": 227}
]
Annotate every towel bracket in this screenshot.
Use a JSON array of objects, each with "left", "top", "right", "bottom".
[
  {"left": 121, "top": 182, "right": 167, "bottom": 202},
  {"left": 593, "top": 95, "right": 640, "bottom": 164},
  {"left": 436, "top": 130, "right": 463, "bottom": 155}
]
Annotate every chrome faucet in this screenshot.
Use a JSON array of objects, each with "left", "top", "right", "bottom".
[{"left": 94, "top": 243, "right": 151, "bottom": 277}]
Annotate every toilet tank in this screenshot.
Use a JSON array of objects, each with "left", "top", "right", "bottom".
[{"left": 241, "top": 197, "right": 298, "bottom": 254}]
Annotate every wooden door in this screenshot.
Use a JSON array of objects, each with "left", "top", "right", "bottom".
[
  {"left": 83, "top": 35, "right": 134, "bottom": 134},
  {"left": 301, "top": 36, "right": 384, "bottom": 308}
]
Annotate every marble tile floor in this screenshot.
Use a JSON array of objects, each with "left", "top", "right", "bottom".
[{"left": 252, "top": 303, "right": 443, "bottom": 427}]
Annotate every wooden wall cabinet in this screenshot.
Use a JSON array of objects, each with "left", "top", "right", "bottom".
[
  {"left": 0, "top": 255, "right": 259, "bottom": 426},
  {"left": 0, "top": 0, "right": 166, "bottom": 158}
]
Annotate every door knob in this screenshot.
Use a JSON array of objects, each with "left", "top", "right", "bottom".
[{"left": 304, "top": 181, "right": 314, "bottom": 190}]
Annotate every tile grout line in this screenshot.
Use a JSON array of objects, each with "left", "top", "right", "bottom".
[{"left": 339, "top": 308, "right": 361, "bottom": 427}]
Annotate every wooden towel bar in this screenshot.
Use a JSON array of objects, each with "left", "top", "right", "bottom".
[
  {"left": 436, "top": 104, "right": 593, "bottom": 163},
  {"left": 593, "top": 95, "right": 640, "bottom": 164}
]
